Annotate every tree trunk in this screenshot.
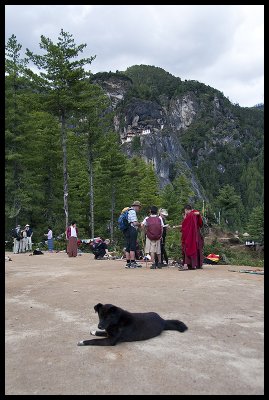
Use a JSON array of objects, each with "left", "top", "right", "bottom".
[
  {"left": 61, "top": 112, "right": 69, "bottom": 228},
  {"left": 12, "top": 69, "right": 20, "bottom": 226},
  {"left": 88, "top": 153, "right": 94, "bottom": 238},
  {"left": 110, "top": 184, "right": 115, "bottom": 242}
]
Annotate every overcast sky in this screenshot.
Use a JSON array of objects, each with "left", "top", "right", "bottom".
[{"left": 5, "top": 5, "right": 264, "bottom": 107}]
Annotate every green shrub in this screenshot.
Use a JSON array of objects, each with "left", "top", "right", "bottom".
[{"left": 204, "top": 239, "right": 264, "bottom": 267}]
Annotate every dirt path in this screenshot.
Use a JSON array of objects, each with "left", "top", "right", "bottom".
[{"left": 5, "top": 251, "right": 264, "bottom": 395}]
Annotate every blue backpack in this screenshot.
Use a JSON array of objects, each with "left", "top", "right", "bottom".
[{"left": 118, "top": 208, "right": 130, "bottom": 231}]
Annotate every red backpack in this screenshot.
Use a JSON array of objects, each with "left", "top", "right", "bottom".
[{"left": 146, "top": 216, "right": 163, "bottom": 240}]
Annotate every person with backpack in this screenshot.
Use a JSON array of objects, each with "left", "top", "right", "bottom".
[
  {"left": 155, "top": 208, "right": 169, "bottom": 266},
  {"left": 119, "top": 201, "right": 142, "bottom": 269},
  {"left": 141, "top": 205, "right": 164, "bottom": 269}
]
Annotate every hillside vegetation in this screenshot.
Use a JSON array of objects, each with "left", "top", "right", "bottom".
[{"left": 5, "top": 34, "right": 263, "bottom": 267}]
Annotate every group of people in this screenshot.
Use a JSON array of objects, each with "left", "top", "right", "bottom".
[
  {"left": 12, "top": 224, "right": 33, "bottom": 253},
  {"left": 12, "top": 222, "right": 79, "bottom": 256},
  {"left": 11, "top": 203, "right": 204, "bottom": 269},
  {"left": 12, "top": 224, "right": 54, "bottom": 254},
  {"left": 65, "top": 222, "right": 111, "bottom": 259},
  {"left": 11, "top": 220, "right": 81, "bottom": 257},
  {"left": 121, "top": 201, "right": 204, "bottom": 270}
]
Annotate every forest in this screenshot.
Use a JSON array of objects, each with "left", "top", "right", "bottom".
[{"left": 5, "top": 30, "right": 264, "bottom": 261}]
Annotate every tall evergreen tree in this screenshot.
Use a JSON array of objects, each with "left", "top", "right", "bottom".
[
  {"left": 246, "top": 205, "right": 264, "bottom": 244},
  {"left": 25, "top": 29, "right": 96, "bottom": 228},
  {"left": 96, "top": 133, "right": 128, "bottom": 242},
  {"left": 125, "top": 156, "right": 160, "bottom": 213},
  {"left": 5, "top": 35, "right": 29, "bottom": 230},
  {"left": 160, "top": 175, "right": 195, "bottom": 225},
  {"left": 239, "top": 153, "right": 264, "bottom": 213},
  {"left": 72, "top": 83, "right": 111, "bottom": 237},
  {"left": 214, "top": 184, "right": 242, "bottom": 228},
  {"left": 19, "top": 111, "right": 63, "bottom": 238}
]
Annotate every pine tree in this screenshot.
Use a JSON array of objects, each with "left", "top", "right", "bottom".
[
  {"left": 5, "top": 35, "right": 29, "bottom": 230},
  {"left": 160, "top": 175, "right": 195, "bottom": 225},
  {"left": 246, "top": 205, "right": 264, "bottom": 244},
  {"left": 72, "top": 83, "right": 111, "bottom": 237},
  {"left": 125, "top": 156, "right": 160, "bottom": 211},
  {"left": 25, "top": 29, "right": 96, "bottom": 228},
  {"left": 214, "top": 184, "right": 242, "bottom": 228},
  {"left": 95, "top": 133, "right": 128, "bottom": 242}
]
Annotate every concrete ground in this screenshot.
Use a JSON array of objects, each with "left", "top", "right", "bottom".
[{"left": 5, "top": 251, "right": 264, "bottom": 395}]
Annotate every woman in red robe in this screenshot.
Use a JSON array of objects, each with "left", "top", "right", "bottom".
[{"left": 180, "top": 205, "right": 204, "bottom": 269}]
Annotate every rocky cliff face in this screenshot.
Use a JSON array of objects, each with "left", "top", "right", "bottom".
[
  {"left": 93, "top": 71, "right": 263, "bottom": 203},
  {"left": 95, "top": 75, "right": 205, "bottom": 197},
  {"left": 94, "top": 74, "right": 132, "bottom": 110},
  {"left": 168, "top": 93, "right": 198, "bottom": 131}
]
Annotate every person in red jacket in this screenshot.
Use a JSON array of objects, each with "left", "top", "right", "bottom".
[
  {"left": 66, "top": 221, "right": 79, "bottom": 257},
  {"left": 179, "top": 204, "right": 204, "bottom": 270}
]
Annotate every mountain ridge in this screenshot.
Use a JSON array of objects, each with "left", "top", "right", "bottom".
[{"left": 92, "top": 65, "right": 264, "bottom": 211}]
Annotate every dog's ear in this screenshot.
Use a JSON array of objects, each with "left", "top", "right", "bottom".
[
  {"left": 94, "top": 303, "right": 103, "bottom": 313},
  {"left": 108, "top": 305, "right": 118, "bottom": 314}
]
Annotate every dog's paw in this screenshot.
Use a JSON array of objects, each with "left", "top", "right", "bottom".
[
  {"left": 90, "top": 330, "right": 96, "bottom": 336},
  {"left": 77, "top": 340, "right": 85, "bottom": 346}
]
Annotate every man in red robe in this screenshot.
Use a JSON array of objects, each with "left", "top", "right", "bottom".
[{"left": 181, "top": 205, "right": 204, "bottom": 269}]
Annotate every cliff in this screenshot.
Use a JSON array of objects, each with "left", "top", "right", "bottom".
[{"left": 92, "top": 66, "right": 264, "bottom": 206}]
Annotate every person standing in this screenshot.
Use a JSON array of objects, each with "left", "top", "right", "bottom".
[
  {"left": 12, "top": 224, "right": 21, "bottom": 254},
  {"left": 141, "top": 205, "right": 164, "bottom": 269},
  {"left": 44, "top": 227, "right": 54, "bottom": 253},
  {"left": 25, "top": 224, "right": 33, "bottom": 251},
  {"left": 179, "top": 204, "right": 204, "bottom": 270},
  {"left": 124, "top": 201, "right": 142, "bottom": 268},
  {"left": 20, "top": 228, "right": 28, "bottom": 253},
  {"left": 157, "top": 208, "right": 169, "bottom": 266},
  {"left": 66, "top": 221, "right": 78, "bottom": 257}
]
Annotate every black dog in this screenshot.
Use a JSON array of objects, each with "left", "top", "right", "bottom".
[{"left": 77, "top": 303, "right": 188, "bottom": 346}]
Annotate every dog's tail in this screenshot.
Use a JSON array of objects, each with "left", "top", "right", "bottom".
[{"left": 164, "top": 319, "right": 188, "bottom": 332}]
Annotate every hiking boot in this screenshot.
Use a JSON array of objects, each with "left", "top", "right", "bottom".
[
  {"left": 156, "top": 263, "right": 162, "bottom": 269},
  {"left": 135, "top": 261, "right": 142, "bottom": 267},
  {"left": 130, "top": 261, "right": 142, "bottom": 268},
  {"left": 178, "top": 264, "right": 188, "bottom": 271},
  {"left": 150, "top": 264, "right": 156, "bottom": 269},
  {"left": 125, "top": 262, "right": 131, "bottom": 268}
]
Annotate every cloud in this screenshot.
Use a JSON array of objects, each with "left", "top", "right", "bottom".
[{"left": 5, "top": 4, "right": 264, "bottom": 106}]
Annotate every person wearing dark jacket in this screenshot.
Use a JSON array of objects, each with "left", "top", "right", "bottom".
[
  {"left": 12, "top": 224, "right": 21, "bottom": 254},
  {"left": 156, "top": 208, "right": 169, "bottom": 266},
  {"left": 91, "top": 238, "right": 110, "bottom": 259},
  {"left": 25, "top": 224, "right": 33, "bottom": 251}
]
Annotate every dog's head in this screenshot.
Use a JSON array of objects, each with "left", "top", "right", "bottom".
[{"left": 94, "top": 303, "right": 121, "bottom": 330}]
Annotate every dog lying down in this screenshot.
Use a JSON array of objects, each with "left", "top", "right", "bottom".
[{"left": 77, "top": 303, "right": 188, "bottom": 346}]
